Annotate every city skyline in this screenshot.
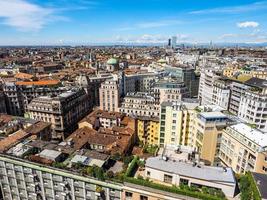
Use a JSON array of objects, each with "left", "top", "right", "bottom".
[{"left": 0, "top": 0, "right": 267, "bottom": 45}]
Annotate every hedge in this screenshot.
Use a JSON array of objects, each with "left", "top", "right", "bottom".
[
  {"left": 124, "top": 156, "right": 138, "bottom": 177},
  {"left": 125, "top": 177, "right": 225, "bottom": 200}
]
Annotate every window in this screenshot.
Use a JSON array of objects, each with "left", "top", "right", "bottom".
[
  {"left": 164, "top": 174, "right": 172, "bottom": 184},
  {"left": 173, "top": 113, "right": 177, "bottom": 118},
  {"left": 147, "top": 171, "right": 150, "bottom": 176},
  {"left": 180, "top": 178, "right": 189, "bottom": 185},
  {"left": 125, "top": 192, "right": 133, "bottom": 197},
  {"left": 140, "top": 195, "right": 148, "bottom": 200}
]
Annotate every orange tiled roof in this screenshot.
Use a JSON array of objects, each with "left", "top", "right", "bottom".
[
  {"left": 0, "top": 130, "right": 31, "bottom": 153},
  {"left": 16, "top": 80, "right": 60, "bottom": 86},
  {"left": 14, "top": 72, "right": 33, "bottom": 80}
]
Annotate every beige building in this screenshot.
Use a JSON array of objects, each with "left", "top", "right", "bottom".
[
  {"left": 27, "top": 89, "right": 91, "bottom": 139},
  {"left": 120, "top": 92, "right": 160, "bottom": 118},
  {"left": 158, "top": 100, "right": 198, "bottom": 147},
  {"left": 153, "top": 79, "right": 190, "bottom": 104},
  {"left": 99, "top": 77, "right": 121, "bottom": 112},
  {"left": 189, "top": 110, "right": 229, "bottom": 165},
  {"left": 219, "top": 123, "right": 267, "bottom": 174}
]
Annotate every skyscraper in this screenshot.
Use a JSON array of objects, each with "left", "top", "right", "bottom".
[{"left": 171, "top": 36, "right": 177, "bottom": 49}]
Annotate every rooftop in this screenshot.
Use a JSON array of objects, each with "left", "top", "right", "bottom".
[
  {"left": 16, "top": 80, "right": 60, "bottom": 86},
  {"left": 146, "top": 156, "right": 236, "bottom": 184},
  {"left": 252, "top": 172, "right": 267, "bottom": 199},
  {"left": 200, "top": 112, "right": 227, "bottom": 119},
  {"left": 229, "top": 123, "right": 267, "bottom": 147}
]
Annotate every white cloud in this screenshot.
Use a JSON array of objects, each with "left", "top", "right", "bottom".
[
  {"left": 190, "top": 1, "right": 267, "bottom": 14},
  {"left": 0, "top": 0, "right": 62, "bottom": 31},
  {"left": 237, "top": 21, "right": 259, "bottom": 28}
]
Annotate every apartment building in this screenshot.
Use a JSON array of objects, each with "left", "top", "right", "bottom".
[
  {"left": 27, "top": 88, "right": 91, "bottom": 139},
  {"left": 223, "top": 66, "right": 267, "bottom": 80},
  {"left": 2, "top": 80, "right": 66, "bottom": 116},
  {"left": 119, "top": 92, "right": 160, "bottom": 118},
  {"left": 124, "top": 71, "right": 162, "bottom": 94},
  {"left": 137, "top": 116, "right": 159, "bottom": 146},
  {"left": 211, "top": 79, "right": 231, "bottom": 110},
  {"left": 165, "top": 66, "right": 200, "bottom": 97},
  {"left": 99, "top": 77, "right": 122, "bottom": 112},
  {"left": 0, "top": 154, "right": 122, "bottom": 200},
  {"left": 219, "top": 123, "right": 267, "bottom": 174},
  {"left": 0, "top": 92, "right": 7, "bottom": 114},
  {"left": 158, "top": 100, "right": 198, "bottom": 147},
  {"left": 238, "top": 78, "right": 267, "bottom": 133},
  {"left": 153, "top": 79, "right": 190, "bottom": 104},
  {"left": 76, "top": 74, "right": 112, "bottom": 107},
  {"left": 229, "top": 80, "right": 251, "bottom": 115},
  {"left": 198, "top": 69, "right": 221, "bottom": 106},
  {"left": 79, "top": 109, "right": 124, "bottom": 129},
  {"left": 190, "top": 110, "right": 229, "bottom": 165}
]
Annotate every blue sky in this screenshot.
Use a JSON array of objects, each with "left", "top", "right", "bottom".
[{"left": 0, "top": 0, "right": 267, "bottom": 45}]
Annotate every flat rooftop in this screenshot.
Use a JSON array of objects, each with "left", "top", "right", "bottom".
[
  {"left": 200, "top": 112, "right": 227, "bottom": 119},
  {"left": 146, "top": 156, "right": 236, "bottom": 184},
  {"left": 230, "top": 123, "right": 267, "bottom": 147}
]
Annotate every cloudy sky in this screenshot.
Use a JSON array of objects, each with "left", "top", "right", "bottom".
[{"left": 0, "top": 0, "right": 267, "bottom": 45}]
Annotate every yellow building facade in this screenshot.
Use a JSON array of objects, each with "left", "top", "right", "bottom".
[{"left": 137, "top": 117, "right": 159, "bottom": 146}]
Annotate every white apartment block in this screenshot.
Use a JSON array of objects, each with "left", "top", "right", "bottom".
[
  {"left": 211, "top": 79, "right": 231, "bottom": 110},
  {"left": 198, "top": 69, "right": 220, "bottom": 106},
  {"left": 238, "top": 90, "right": 267, "bottom": 133}
]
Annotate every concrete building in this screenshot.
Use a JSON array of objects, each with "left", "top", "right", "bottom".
[
  {"left": 144, "top": 146, "right": 237, "bottom": 198},
  {"left": 171, "top": 36, "right": 177, "bottom": 49},
  {"left": 238, "top": 78, "right": 267, "bottom": 133},
  {"left": 137, "top": 117, "right": 159, "bottom": 146},
  {"left": 158, "top": 100, "right": 198, "bottom": 147},
  {"left": 211, "top": 79, "right": 231, "bottom": 110},
  {"left": 229, "top": 80, "right": 251, "bottom": 115},
  {"left": 76, "top": 74, "right": 112, "bottom": 107},
  {"left": 0, "top": 92, "right": 7, "bottom": 114},
  {"left": 27, "top": 89, "right": 91, "bottom": 139},
  {"left": 153, "top": 79, "right": 190, "bottom": 104},
  {"left": 0, "top": 154, "right": 122, "bottom": 200},
  {"left": 124, "top": 71, "right": 161, "bottom": 94},
  {"left": 198, "top": 69, "right": 221, "bottom": 106},
  {"left": 2, "top": 80, "right": 66, "bottom": 116},
  {"left": 190, "top": 111, "right": 229, "bottom": 165},
  {"left": 99, "top": 76, "right": 123, "bottom": 112},
  {"left": 219, "top": 123, "right": 267, "bottom": 174},
  {"left": 119, "top": 92, "right": 160, "bottom": 118},
  {"left": 165, "top": 66, "right": 200, "bottom": 97}
]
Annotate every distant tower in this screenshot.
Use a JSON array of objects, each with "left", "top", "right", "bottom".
[
  {"left": 168, "top": 38, "right": 171, "bottom": 47},
  {"left": 171, "top": 36, "right": 177, "bottom": 49},
  {"left": 210, "top": 40, "right": 213, "bottom": 49}
]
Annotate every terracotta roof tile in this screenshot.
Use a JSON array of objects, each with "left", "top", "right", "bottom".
[{"left": 16, "top": 80, "right": 60, "bottom": 86}]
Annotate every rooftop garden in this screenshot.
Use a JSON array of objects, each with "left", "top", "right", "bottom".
[{"left": 122, "top": 155, "right": 226, "bottom": 200}]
